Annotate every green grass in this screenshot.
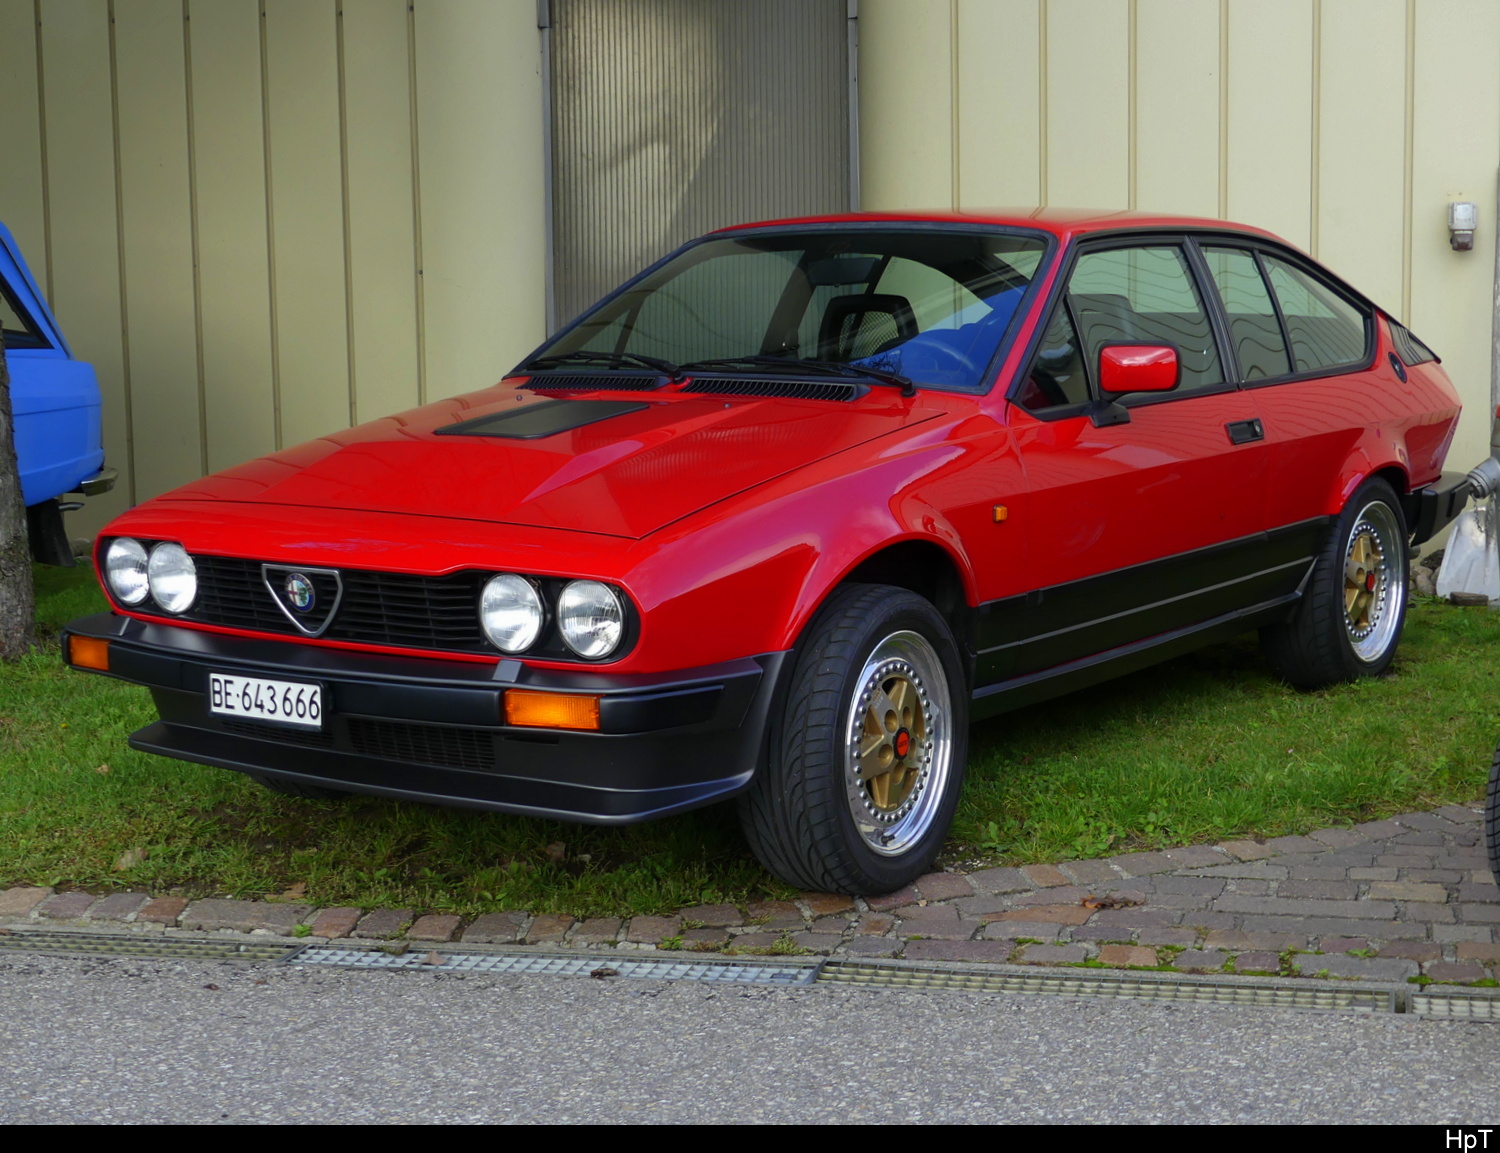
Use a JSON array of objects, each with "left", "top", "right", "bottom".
[{"left": 1, "top": 564, "right": 1494, "bottom": 916}]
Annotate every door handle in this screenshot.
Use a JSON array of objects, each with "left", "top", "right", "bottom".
[{"left": 1226, "top": 418, "right": 1264, "bottom": 445}]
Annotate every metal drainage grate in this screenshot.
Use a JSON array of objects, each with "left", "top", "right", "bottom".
[
  {"left": 0, "top": 929, "right": 305, "bottom": 964},
  {"left": 291, "top": 946, "right": 820, "bottom": 985},
  {"left": 1410, "top": 991, "right": 1500, "bottom": 1020},
  {"left": 817, "top": 961, "right": 1399, "bottom": 1014}
]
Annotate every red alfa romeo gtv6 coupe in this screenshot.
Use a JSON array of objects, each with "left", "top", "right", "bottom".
[{"left": 64, "top": 210, "right": 1470, "bottom": 895}]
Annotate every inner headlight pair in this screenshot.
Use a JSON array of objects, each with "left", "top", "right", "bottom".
[
  {"left": 480, "top": 574, "right": 624, "bottom": 659},
  {"left": 104, "top": 538, "right": 197, "bottom": 614}
]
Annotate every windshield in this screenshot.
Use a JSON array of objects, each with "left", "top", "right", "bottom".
[{"left": 531, "top": 228, "right": 1049, "bottom": 391}]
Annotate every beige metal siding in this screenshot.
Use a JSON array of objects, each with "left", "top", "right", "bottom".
[
  {"left": 0, "top": 2, "right": 48, "bottom": 298},
  {"left": 415, "top": 0, "right": 547, "bottom": 405},
  {"left": 115, "top": 0, "right": 201, "bottom": 500},
  {"left": 1135, "top": 0, "right": 1220, "bottom": 217},
  {"left": 36, "top": 0, "right": 130, "bottom": 523},
  {"left": 861, "top": 0, "right": 1500, "bottom": 479},
  {"left": 188, "top": 0, "right": 277, "bottom": 475},
  {"left": 0, "top": 0, "right": 545, "bottom": 535}
]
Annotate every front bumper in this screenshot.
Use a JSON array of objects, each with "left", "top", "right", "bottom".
[{"left": 63, "top": 612, "right": 787, "bottom": 824}]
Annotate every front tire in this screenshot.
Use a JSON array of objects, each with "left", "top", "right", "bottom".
[
  {"left": 738, "top": 583, "right": 968, "bottom": 895},
  {"left": 1261, "top": 478, "right": 1409, "bottom": 688}
]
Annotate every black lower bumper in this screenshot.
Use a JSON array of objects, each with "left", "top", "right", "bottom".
[
  {"left": 1408, "top": 471, "right": 1473, "bottom": 546},
  {"left": 63, "top": 613, "right": 787, "bottom": 824}
]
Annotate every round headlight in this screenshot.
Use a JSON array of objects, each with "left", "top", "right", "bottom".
[
  {"left": 480, "top": 573, "right": 544, "bottom": 653},
  {"left": 147, "top": 542, "right": 197, "bottom": 614},
  {"left": 558, "top": 580, "right": 625, "bottom": 659},
  {"left": 104, "top": 538, "right": 150, "bottom": 605}
]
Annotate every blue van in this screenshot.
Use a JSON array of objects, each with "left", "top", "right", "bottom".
[{"left": 0, "top": 221, "right": 114, "bottom": 564}]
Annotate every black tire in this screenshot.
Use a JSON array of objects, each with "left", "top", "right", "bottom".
[
  {"left": 247, "top": 773, "right": 348, "bottom": 800},
  {"left": 1261, "top": 478, "right": 1409, "bottom": 688},
  {"left": 1486, "top": 742, "right": 1500, "bottom": 888},
  {"left": 738, "top": 583, "right": 968, "bottom": 895}
]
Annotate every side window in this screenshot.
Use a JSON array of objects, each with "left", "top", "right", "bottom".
[
  {"left": 1014, "top": 301, "right": 1089, "bottom": 410},
  {"left": 1201, "top": 246, "right": 1291, "bottom": 380},
  {"left": 1262, "top": 256, "right": 1368, "bottom": 373},
  {"left": 0, "top": 283, "right": 48, "bottom": 350},
  {"left": 1066, "top": 246, "right": 1224, "bottom": 393}
]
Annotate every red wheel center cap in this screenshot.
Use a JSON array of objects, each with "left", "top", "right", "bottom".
[
  {"left": 893, "top": 729, "right": 911, "bottom": 758},
  {"left": 1366, "top": 572, "right": 1377, "bottom": 592}
]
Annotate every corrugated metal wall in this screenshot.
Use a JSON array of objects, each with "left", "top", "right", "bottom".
[
  {"left": 548, "top": 0, "right": 851, "bottom": 326},
  {"left": 0, "top": 0, "right": 546, "bottom": 535},
  {"left": 859, "top": 0, "right": 1500, "bottom": 472}
]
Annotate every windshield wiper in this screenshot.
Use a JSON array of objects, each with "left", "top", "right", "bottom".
[
  {"left": 681, "top": 355, "right": 916, "bottom": 398},
  {"left": 523, "top": 350, "right": 684, "bottom": 379}
]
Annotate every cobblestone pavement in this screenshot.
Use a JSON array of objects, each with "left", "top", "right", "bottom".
[{"left": 4, "top": 804, "right": 1497, "bottom": 986}]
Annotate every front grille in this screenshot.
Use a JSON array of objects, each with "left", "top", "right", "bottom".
[
  {"left": 682, "top": 376, "right": 862, "bottom": 401},
  {"left": 219, "top": 714, "right": 498, "bottom": 772},
  {"left": 220, "top": 717, "right": 337, "bottom": 748},
  {"left": 194, "top": 556, "right": 292, "bottom": 634},
  {"left": 348, "top": 717, "right": 498, "bottom": 772},
  {"left": 184, "top": 560, "right": 491, "bottom": 654},
  {"left": 334, "top": 570, "right": 488, "bottom": 650}
]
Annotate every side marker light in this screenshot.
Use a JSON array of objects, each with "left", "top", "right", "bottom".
[
  {"left": 68, "top": 635, "right": 110, "bottom": 672},
  {"left": 504, "top": 690, "right": 601, "bottom": 731}
]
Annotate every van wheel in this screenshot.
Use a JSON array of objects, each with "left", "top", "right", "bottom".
[{"left": 738, "top": 583, "right": 967, "bottom": 895}]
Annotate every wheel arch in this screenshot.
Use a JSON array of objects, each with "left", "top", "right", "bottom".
[{"left": 837, "top": 539, "right": 976, "bottom": 667}]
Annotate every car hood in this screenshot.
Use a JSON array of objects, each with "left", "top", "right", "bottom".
[{"left": 163, "top": 386, "right": 946, "bottom": 539}]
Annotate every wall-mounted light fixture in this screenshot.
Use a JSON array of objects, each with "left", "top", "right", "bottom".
[{"left": 1448, "top": 201, "right": 1478, "bottom": 251}]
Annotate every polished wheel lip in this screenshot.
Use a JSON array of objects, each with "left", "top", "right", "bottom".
[
  {"left": 843, "top": 630, "right": 953, "bottom": 857},
  {"left": 1343, "top": 499, "right": 1402, "bottom": 663}
]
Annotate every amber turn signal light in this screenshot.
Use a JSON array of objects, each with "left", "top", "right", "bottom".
[
  {"left": 504, "top": 689, "right": 600, "bottom": 731},
  {"left": 67, "top": 635, "right": 110, "bottom": 672}
]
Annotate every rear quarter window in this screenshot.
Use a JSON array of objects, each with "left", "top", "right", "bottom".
[{"left": 1262, "top": 256, "right": 1368, "bottom": 374}]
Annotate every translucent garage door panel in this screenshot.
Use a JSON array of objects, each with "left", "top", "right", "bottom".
[{"left": 548, "top": 0, "right": 851, "bottom": 328}]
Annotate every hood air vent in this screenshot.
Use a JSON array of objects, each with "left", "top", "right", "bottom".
[
  {"left": 436, "top": 398, "right": 650, "bottom": 439},
  {"left": 523, "top": 373, "right": 667, "bottom": 391},
  {"left": 682, "top": 376, "right": 864, "bottom": 402}
]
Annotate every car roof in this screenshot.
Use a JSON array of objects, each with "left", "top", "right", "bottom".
[{"left": 712, "top": 208, "right": 1287, "bottom": 246}]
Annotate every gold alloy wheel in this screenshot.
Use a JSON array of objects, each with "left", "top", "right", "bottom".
[
  {"left": 1344, "top": 527, "right": 1384, "bottom": 634},
  {"left": 857, "top": 670, "right": 927, "bottom": 813},
  {"left": 844, "top": 630, "right": 954, "bottom": 856},
  {"left": 1340, "top": 499, "right": 1403, "bottom": 663}
]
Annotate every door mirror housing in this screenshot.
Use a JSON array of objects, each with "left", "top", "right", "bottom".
[{"left": 1098, "top": 344, "right": 1179, "bottom": 395}]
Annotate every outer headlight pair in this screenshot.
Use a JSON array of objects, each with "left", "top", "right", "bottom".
[
  {"left": 479, "top": 574, "right": 625, "bottom": 659},
  {"left": 104, "top": 538, "right": 197, "bottom": 614}
]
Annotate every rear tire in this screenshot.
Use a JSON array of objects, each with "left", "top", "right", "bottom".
[
  {"left": 738, "top": 583, "right": 968, "bottom": 895},
  {"left": 1261, "top": 478, "right": 1408, "bottom": 688}
]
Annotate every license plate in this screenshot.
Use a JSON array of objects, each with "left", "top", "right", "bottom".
[{"left": 209, "top": 673, "right": 324, "bottom": 730}]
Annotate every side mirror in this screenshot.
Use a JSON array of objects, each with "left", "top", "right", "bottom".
[{"left": 1098, "top": 344, "right": 1179, "bottom": 395}]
